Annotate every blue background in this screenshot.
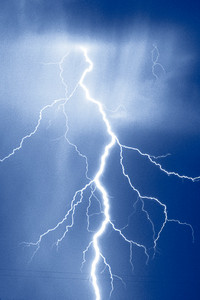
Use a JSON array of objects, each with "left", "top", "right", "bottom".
[{"left": 0, "top": 1, "right": 200, "bottom": 299}]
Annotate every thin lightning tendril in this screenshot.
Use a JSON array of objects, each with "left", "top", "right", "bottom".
[
  {"left": 1, "top": 46, "right": 198, "bottom": 299},
  {"left": 151, "top": 43, "right": 166, "bottom": 80}
]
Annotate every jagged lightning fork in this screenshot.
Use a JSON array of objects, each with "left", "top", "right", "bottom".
[
  {"left": 0, "top": 52, "right": 80, "bottom": 163},
  {"left": 1, "top": 46, "right": 199, "bottom": 300},
  {"left": 77, "top": 48, "right": 196, "bottom": 298}
]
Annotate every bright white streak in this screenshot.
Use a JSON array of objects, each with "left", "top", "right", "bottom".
[{"left": 80, "top": 47, "right": 116, "bottom": 300}]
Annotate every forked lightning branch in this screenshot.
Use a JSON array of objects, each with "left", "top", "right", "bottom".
[{"left": 1, "top": 46, "right": 199, "bottom": 300}]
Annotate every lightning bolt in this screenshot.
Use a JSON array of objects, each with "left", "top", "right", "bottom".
[{"left": 1, "top": 46, "right": 199, "bottom": 299}]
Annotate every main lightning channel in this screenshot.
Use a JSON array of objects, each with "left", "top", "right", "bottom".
[{"left": 79, "top": 48, "right": 116, "bottom": 300}]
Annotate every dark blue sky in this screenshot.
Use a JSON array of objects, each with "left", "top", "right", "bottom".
[
  {"left": 0, "top": 1, "right": 200, "bottom": 300},
  {"left": 1, "top": 0, "right": 200, "bottom": 38}
]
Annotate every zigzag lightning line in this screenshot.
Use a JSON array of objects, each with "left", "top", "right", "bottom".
[{"left": 1, "top": 46, "right": 198, "bottom": 299}]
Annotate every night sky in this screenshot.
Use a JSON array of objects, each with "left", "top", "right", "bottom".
[{"left": 0, "top": 1, "right": 200, "bottom": 300}]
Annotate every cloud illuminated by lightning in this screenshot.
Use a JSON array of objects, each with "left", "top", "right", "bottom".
[{"left": 1, "top": 45, "right": 199, "bottom": 299}]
